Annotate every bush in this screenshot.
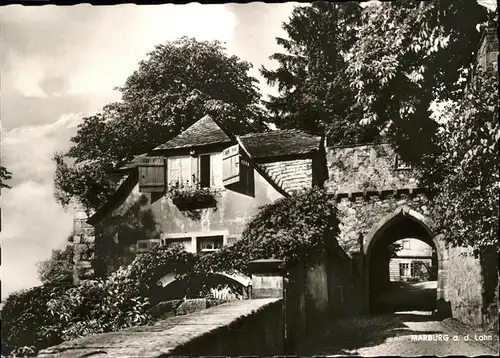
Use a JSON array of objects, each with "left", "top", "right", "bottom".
[
  {"left": 194, "top": 186, "right": 339, "bottom": 275},
  {"left": 1, "top": 245, "right": 195, "bottom": 355},
  {"left": 1, "top": 187, "right": 339, "bottom": 354},
  {"left": 1, "top": 284, "right": 68, "bottom": 355}
]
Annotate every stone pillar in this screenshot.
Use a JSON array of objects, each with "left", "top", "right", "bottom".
[
  {"left": 72, "top": 209, "right": 96, "bottom": 284},
  {"left": 248, "top": 259, "right": 285, "bottom": 299}
]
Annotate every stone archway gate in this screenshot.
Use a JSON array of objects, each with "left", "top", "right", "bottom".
[{"left": 324, "top": 143, "right": 449, "bottom": 315}]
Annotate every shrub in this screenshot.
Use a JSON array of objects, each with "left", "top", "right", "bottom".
[
  {"left": 49, "top": 245, "right": 195, "bottom": 341},
  {"left": 194, "top": 186, "right": 339, "bottom": 275},
  {"left": 1, "top": 245, "right": 196, "bottom": 354},
  {"left": 1, "top": 187, "right": 339, "bottom": 354},
  {"left": 1, "top": 284, "right": 68, "bottom": 356}
]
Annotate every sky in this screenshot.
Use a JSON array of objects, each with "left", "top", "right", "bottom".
[{"left": 0, "top": 2, "right": 301, "bottom": 299}]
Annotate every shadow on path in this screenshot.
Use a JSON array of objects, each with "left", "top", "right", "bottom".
[
  {"left": 294, "top": 311, "right": 444, "bottom": 356},
  {"left": 374, "top": 281, "right": 437, "bottom": 313}
]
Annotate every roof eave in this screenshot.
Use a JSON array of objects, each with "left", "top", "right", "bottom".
[
  {"left": 152, "top": 139, "right": 233, "bottom": 152},
  {"left": 87, "top": 170, "right": 139, "bottom": 225}
]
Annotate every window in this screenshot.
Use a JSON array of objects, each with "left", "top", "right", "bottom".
[
  {"left": 222, "top": 145, "right": 255, "bottom": 197},
  {"left": 196, "top": 235, "right": 223, "bottom": 253},
  {"left": 410, "top": 262, "right": 416, "bottom": 277},
  {"left": 199, "top": 153, "right": 223, "bottom": 188},
  {"left": 168, "top": 157, "right": 192, "bottom": 186},
  {"left": 136, "top": 239, "right": 161, "bottom": 253},
  {"left": 223, "top": 144, "right": 241, "bottom": 185},
  {"left": 399, "top": 262, "right": 410, "bottom": 277},
  {"left": 402, "top": 239, "right": 411, "bottom": 250},
  {"left": 162, "top": 237, "right": 191, "bottom": 251}
]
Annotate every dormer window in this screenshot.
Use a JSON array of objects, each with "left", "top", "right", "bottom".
[
  {"left": 199, "top": 153, "right": 223, "bottom": 188},
  {"left": 168, "top": 156, "right": 192, "bottom": 186}
]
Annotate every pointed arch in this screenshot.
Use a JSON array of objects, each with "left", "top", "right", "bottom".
[
  {"left": 362, "top": 206, "right": 446, "bottom": 313},
  {"left": 363, "top": 206, "right": 437, "bottom": 256}
]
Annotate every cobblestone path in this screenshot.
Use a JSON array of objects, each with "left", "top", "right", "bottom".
[{"left": 295, "top": 311, "right": 498, "bottom": 357}]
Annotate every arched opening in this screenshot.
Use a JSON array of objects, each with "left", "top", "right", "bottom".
[
  {"left": 150, "top": 271, "right": 251, "bottom": 304},
  {"left": 364, "top": 207, "right": 441, "bottom": 313}
]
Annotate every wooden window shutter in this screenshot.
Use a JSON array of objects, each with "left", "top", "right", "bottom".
[
  {"left": 138, "top": 156, "right": 166, "bottom": 193},
  {"left": 222, "top": 144, "right": 254, "bottom": 197},
  {"left": 223, "top": 144, "right": 240, "bottom": 186},
  {"left": 240, "top": 156, "right": 255, "bottom": 197}
]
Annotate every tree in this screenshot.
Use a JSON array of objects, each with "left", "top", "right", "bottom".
[
  {"left": 388, "top": 242, "right": 402, "bottom": 258},
  {"left": 54, "top": 37, "right": 268, "bottom": 212},
  {"left": 345, "top": 0, "right": 490, "bottom": 164},
  {"left": 260, "top": 1, "right": 381, "bottom": 144},
  {"left": 0, "top": 165, "right": 12, "bottom": 189},
  {"left": 423, "top": 66, "right": 498, "bottom": 253},
  {"left": 36, "top": 244, "right": 74, "bottom": 286}
]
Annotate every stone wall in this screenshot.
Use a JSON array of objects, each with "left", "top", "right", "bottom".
[
  {"left": 477, "top": 27, "right": 498, "bottom": 71},
  {"left": 441, "top": 245, "right": 483, "bottom": 326},
  {"left": 336, "top": 193, "right": 431, "bottom": 254},
  {"left": 440, "top": 244, "right": 495, "bottom": 328},
  {"left": 326, "top": 250, "right": 364, "bottom": 318},
  {"left": 170, "top": 299, "right": 285, "bottom": 357},
  {"left": 325, "top": 144, "right": 418, "bottom": 195},
  {"left": 285, "top": 252, "right": 364, "bottom": 350},
  {"left": 37, "top": 299, "right": 284, "bottom": 358}
]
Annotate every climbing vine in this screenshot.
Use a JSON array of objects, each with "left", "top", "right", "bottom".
[
  {"left": 193, "top": 186, "right": 339, "bottom": 276},
  {"left": 420, "top": 66, "right": 499, "bottom": 254}
]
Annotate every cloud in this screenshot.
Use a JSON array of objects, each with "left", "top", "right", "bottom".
[
  {"left": 1, "top": 181, "right": 74, "bottom": 299},
  {"left": 1, "top": 115, "right": 80, "bottom": 299},
  {"left": 1, "top": 4, "right": 237, "bottom": 101},
  {"left": 2, "top": 113, "right": 82, "bottom": 186},
  {"left": 225, "top": 3, "right": 299, "bottom": 99},
  {"left": 4, "top": 54, "right": 48, "bottom": 98},
  {"left": 66, "top": 4, "right": 237, "bottom": 97}
]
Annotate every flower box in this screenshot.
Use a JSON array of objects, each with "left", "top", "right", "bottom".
[{"left": 167, "top": 177, "right": 218, "bottom": 210}]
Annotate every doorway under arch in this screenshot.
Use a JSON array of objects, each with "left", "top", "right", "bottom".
[{"left": 363, "top": 207, "right": 444, "bottom": 313}]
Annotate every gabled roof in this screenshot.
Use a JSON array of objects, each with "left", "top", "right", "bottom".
[
  {"left": 153, "top": 115, "right": 232, "bottom": 151},
  {"left": 240, "top": 129, "right": 322, "bottom": 160},
  {"left": 88, "top": 119, "right": 324, "bottom": 225}
]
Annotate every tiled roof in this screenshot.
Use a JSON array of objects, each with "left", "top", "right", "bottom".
[
  {"left": 259, "top": 160, "right": 313, "bottom": 195},
  {"left": 240, "top": 129, "right": 322, "bottom": 160},
  {"left": 153, "top": 115, "right": 232, "bottom": 151},
  {"left": 117, "top": 153, "right": 148, "bottom": 171}
]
